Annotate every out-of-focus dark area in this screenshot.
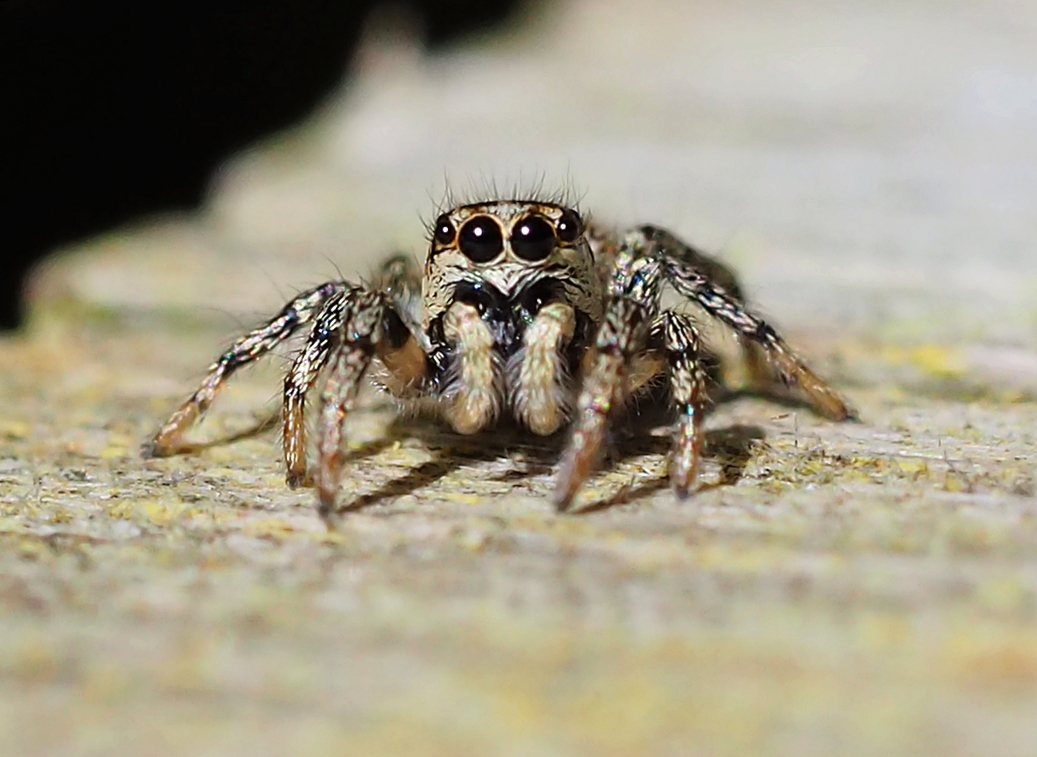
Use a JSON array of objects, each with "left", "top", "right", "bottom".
[{"left": 1, "top": 0, "right": 525, "bottom": 331}]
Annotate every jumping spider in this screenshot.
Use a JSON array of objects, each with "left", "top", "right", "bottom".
[{"left": 144, "top": 197, "right": 855, "bottom": 516}]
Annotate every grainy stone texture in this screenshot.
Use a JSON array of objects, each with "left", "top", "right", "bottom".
[{"left": 5, "top": 0, "right": 1037, "bottom": 754}]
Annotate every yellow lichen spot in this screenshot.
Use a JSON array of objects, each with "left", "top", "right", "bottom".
[
  {"left": 942, "top": 472, "right": 970, "bottom": 493},
  {"left": 244, "top": 518, "right": 296, "bottom": 539},
  {"left": 447, "top": 493, "right": 483, "bottom": 506},
  {"left": 17, "top": 539, "right": 49, "bottom": 560},
  {"left": 106, "top": 433, "right": 133, "bottom": 447},
  {"left": 909, "top": 344, "right": 965, "bottom": 377},
  {"left": 142, "top": 501, "right": 187, "bottom": 525},
  {"left": 0, "top": 420, "right": 30, "bottom": 440},
  {"left": 49, "top": 509, "right": 73, "bottom": 524},
  {"left": 884, "top": 344, "right": 966, "bottom": 378},
  {"left": 107, "top": 501, "right": 136, "bottom": 520},
  {"left": 100, "top": 446, "right": 129, "bottom": 460},
  {"left": 895, "top": 459, "right": 929, "bottom": 477}
]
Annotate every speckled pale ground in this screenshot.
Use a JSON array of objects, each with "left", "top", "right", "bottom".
[{"left": 5, "top": 1, "right": 1037, "bottom": 754}]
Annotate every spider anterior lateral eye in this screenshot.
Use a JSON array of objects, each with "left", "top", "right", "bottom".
[
  {"left": 556, "top": 208, "right": 581, "bottom": 243},
  {"left": 458, "top": 216, "right": 504, "bottom": 263},
  {"left": 510, "top": 215, "right": 555, "bottom": 262},
  {"left": 434, "top": 214, "right": 456, "bottom": 246}
]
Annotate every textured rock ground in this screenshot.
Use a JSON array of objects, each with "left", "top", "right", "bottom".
[{"left": 4, "top": 0, "right": 1037, "bottom": 754}]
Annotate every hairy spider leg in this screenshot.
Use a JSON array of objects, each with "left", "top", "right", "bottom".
[
  {"left": 375, "top": 253, "right": 423, "bottom": 300},
  {"left": 658, "top": 251, "right": 856, "bottom": 421},
  {"left": 313, "top": 288, "right": 427, "bottom": 517},
  {"left": 143, "top": 281, "right": 346, "bottom": 458},
  {"left": 283, "top": 291, "right": 347, "bottom": 488},
  {"left": 638, "top": 225, "right": 771, "bottom": 387},
  {"left": 554, "top": 297, "right": 652, "bottom": 510},
  {"left": 653, "top": 311, "right": 709, "bottom": 496}
]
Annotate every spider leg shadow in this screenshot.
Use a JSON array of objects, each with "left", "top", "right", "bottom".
[
  {"left": 563, "top": 365, "right": 850, "bottom": 514},
  {"left": 570, "top": 422, "right": 765, "bottom": 515},
  {"left": 328, "top": 415, "right": 534, "bottom": 516},
  {"left": 152, "top": 410, "right": 282, "bottom": 454},
  {"left": 714, "top": 383, "right": 860, "bottom": 420},
  {"left": 165, "top": 391, "right": 771, "bottom": 518},
  {"left": 339, "top": 396, "right": 768, "bottom": 517}
]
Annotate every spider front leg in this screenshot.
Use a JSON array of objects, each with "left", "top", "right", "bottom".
[
  {"left": 554, "top": 298, "right": 651, "bottom": 511},
  {"left": 143, "top": 281, "right": 345, "bottom": 458}
]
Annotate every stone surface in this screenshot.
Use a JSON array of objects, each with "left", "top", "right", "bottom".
[{"left": 5, "top": 0, "right": 1037, "bottom": 754}]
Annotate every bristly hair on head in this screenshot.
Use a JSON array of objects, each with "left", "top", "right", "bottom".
[{"left": 421, "top": 171, "right": 585, "bottom": 240}]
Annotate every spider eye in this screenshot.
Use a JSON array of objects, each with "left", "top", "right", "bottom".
[
  {"left": 433, "top": 214, "right": 456, "bottom": 246},
  {"left": 510, "top": 215, "right": 556, "bottom": 262},
  {"left": 458, "top": 216, "right": 504, "bottom": 263},
  {"left": 556, "top": 208, "right": 582, "bottom": 243}
]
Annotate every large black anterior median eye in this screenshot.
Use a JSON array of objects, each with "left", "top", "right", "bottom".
[
  {"left": 458, "top": 216, "right": 504, "bottom": 263},
  {"left": 510, "top": 215, "right": 556, "bottom": 261}
]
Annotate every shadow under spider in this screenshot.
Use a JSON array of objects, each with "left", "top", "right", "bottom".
[
  {"left": 714, "top": 384, "right": 840, "bottom": 416},
  {"left": 151, "top": 410, "right": 282, "bottom": 454},
  {"left": 326, "top": 407, "right": 764, "bottom": 515},
  {"left": 570, "top": 423, "right": 765, "bottom": 515},
  {"left": 332, "top": 421, "right": 505, "bottom": 516},
  {"left": 171, "top": 381, "right": 785, "bottom": 515}
]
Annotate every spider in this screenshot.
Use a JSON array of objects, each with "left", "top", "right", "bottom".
[{"left": 143, "top": 197, "right": 855, "bottom": 516}]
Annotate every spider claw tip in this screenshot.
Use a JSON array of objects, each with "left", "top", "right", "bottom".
[{"left": 552, "top": 489, "right": 575, "bottom": 513}]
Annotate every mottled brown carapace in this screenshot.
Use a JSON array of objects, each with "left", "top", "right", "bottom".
[{"left": 144, "top": 196, "right": 855, "bottom": 518}]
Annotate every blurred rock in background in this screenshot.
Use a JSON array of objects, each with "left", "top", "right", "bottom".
[{"left": 0, "top": 0, "right": 527, "bottom": 330}]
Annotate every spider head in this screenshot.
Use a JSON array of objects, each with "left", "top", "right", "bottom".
[
  {"left": 429, "top": 200, "right": 584, "bottom": 267},
  {"left": 423, "top": 200, "right": 601, "bottom": 330}
]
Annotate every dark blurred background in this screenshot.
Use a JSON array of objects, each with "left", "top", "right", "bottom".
[{"left": 1, "top": 0, "right": 526, "bottom": 331}]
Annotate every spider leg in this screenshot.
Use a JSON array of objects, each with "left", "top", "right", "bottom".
[
  {"left": 653, "top": 311, "right": 709, "bottom": 497},
  {"left": 315, "top": 337, "right": 373, "bottom": 518},
  {"left": 375, "top": 252, "right": 423, "bottom": 300},
  {"left": 143, "top": 281, "right": 345, "bottom": 457},
  {"left": 555, "top": 298, "right": 651, "bottom": 511},
  {"left": 282, "top": 291, "right": 346, "bottom": 488},
  {"left": 281, "top": 283, "right": 427, "bottom": 501},
  {"left": 309, "top": 286, "right": 430, "bottom": 516},
  {"left": 638, "top": 225, "right": 772, "bottom": 387},
  {"left": 650, "top": 239, "right": 855, "bottom": 421},
  {"left": 512, "top": 301, "right": 576, "bottom": 435}
]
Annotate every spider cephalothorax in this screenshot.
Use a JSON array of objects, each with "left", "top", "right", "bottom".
[{"left": 144, "top": 197, "right": 855, "bottom": 517}]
